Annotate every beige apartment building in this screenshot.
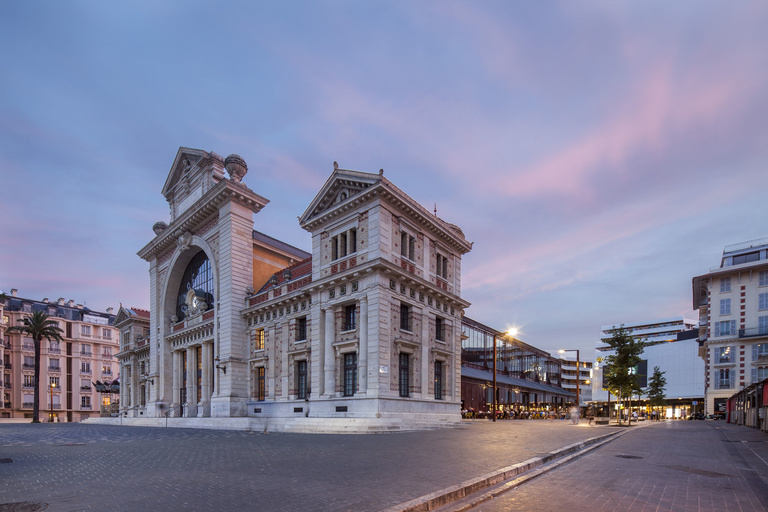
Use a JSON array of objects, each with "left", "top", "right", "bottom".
[{"left": 1, "top": 289, "right": 119, "bottom": 422}]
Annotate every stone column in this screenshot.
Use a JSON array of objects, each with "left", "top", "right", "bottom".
[
  {"left": 131, "top": 354, "right": 139, "bottom": 416},
  {"left": 281, "top": 327, "right": 289, "bottom": 400},
  {"left": 359, "top": 296, "right": 368, "bottom": 394},
  {"left": 323, "top": 307, "right": 335, "bottom": 396},
  {"left": 122, "top": 363, "right": 131, "bottom": 411},
  {"left": 201, "top": 342, "right": 211, "bottom": 417},
  {"left": 421, "top": 310, "right": 430, "bottom": 397},
  {"left": 185, "top": 349, "right": 195, "bottom": 417},
  {"left": 172, "top": 350, "right": 180, "bottom": 417}
]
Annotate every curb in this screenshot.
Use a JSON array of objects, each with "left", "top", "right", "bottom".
[{"left": 382, "top": 429, "right": 627, "bottom": 512}]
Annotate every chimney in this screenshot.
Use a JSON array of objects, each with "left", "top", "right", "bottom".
[
  {"left": 43, "top": 298, "right": 49, "bottom": 303},
  {"left": 76, "top": 304, "right": 83, "bottom": 309},
  {"left": 106, "top": 307, "right": 113, "bottom": 314},
  {"left": 11, "top": 288, "right": 18, "bottom": 297},
  {"left": 68, "top": 300, "right": 74, "bottom": 307},
  {"left": 58, "top": 298, "right": 65, "bottom": 305}
]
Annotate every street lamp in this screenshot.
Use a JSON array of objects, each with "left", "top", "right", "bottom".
[
  {"left": 559, "top": 349, "right": 580, "bottom": 410},
  {"left": 493, "top": 328, "right": 518, "bottom": 422},
  {"left": 49, "top": 381, "right": 56, "bottom": 423}
]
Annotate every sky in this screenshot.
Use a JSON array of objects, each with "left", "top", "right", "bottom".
[{"left": 1, "top": 1, "right": 767, "bottom": 358}]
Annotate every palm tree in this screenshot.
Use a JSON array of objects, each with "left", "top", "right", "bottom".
[{"left": 8, "top": 311, "right": 63, "bottom": 423}]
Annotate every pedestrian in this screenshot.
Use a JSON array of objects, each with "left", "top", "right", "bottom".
[
  {"left": 570, "top": 405, "right": 579, "bottom": 425},
  {"left": 586, "top": 405, "right": 595, "bottom": 425}
]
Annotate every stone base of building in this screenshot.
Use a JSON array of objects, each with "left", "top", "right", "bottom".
[{"left": 91, "top": 397, "right": 461, "bottom": 433}]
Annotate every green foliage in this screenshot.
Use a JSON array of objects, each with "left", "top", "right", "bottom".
[
  {"left": 7, "top": 311, "right": 64, "bottom": 423},
  {"left": 646, "top": 366, "right": 667, "bottom": 407},
  {"left": 602, "top": 325, "right": 645, "bottom": 425}
]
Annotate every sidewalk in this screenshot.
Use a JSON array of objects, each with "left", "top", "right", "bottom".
[{"left": 431, "top": 420, "right": 768, "bottom": 512}]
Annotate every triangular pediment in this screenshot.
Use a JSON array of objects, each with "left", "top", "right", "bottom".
[
  {"left": 299, "top": 167, "right": 382, "bottom": 227},
  {"left": 161, "top": 147, "right": 209, "bottom": 198}
]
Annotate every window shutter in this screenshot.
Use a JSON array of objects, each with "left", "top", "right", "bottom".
[
  {"left": 715, "top": 322, "right": 720, "bottom": 337},
  {"left": 752, "top": 368, "right": 758, "bottom": 384},
  {"left": 731, "top": 320, "right": 736, "bottom": 336},
  {"left": 754, "top": 344, "right": 759, "bottom": 360}
]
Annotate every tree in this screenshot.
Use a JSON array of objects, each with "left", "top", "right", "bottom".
[
  {"left": 646, "top": 366, "right": 667, "bottom": 419},
  {"left": 602, "top": 326, "right": 645, "bottom": 425},
  {"left": 8, "top": 311, "right": 63, "bottom": 423}
]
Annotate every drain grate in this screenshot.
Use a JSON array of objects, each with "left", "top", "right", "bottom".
[
  {"left": 0, "top": 502, "right": 49, "bottom": 512},
  {"left": 615, "top": 454, "right": 643, "bottom": 459},
  {"left": 0, "top": 458, "right": 12, "bottom": 463}
]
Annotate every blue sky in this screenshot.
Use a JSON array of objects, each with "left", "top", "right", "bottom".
[{"left": 2, "top": 2, "right": 767, "bottom": 357}]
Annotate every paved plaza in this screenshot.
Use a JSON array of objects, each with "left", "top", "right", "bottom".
[{"left": 0, "top": 420, "right": 766, "bottom": 512}]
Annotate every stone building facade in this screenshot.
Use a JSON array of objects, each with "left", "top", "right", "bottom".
[{"left": 131, "top": 148, "right": 471, "bottom": 430}]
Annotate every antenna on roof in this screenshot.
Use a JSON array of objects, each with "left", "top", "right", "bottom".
[{"left": 434, "top": 203, "right": 437, "bottom": 216}]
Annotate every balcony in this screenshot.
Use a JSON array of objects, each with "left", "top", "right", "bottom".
[
  {"left": 739, "top": 327, "right": 768, "bottom": 339},
  {"left": 3, "top": 363, "right": 11, "bottom": 369},
  {"left": 80, "top": 351, "right": 93, "bottom": 358},
  {"left": 3, "top": 383, "right": 11, "bottom": 389},
  {"left": 22, "top": 344, "right": 34, "bottom": 351},
  {"left": 81, "top": 404, "right": 92, "bottom": 410},
  {"left": 48, "top": 348, "right": 61, "bottom": 354},
  {"left": 22, "top": 384, "right": 34, "bottom": 390},
  {"left": 22, "top": 402, "right": 34, "bottom": 408},
  {"left": 102, "top": 370, "right": 113, "bottom": 377},
  {"left": 80, "top": 386, "right": 91, "bottom": 392},
  {"left": 22, "top": 364, "right": 35, "bottom": 370},
  {"left": 49, "top": 366, "right": 61, "bottom": 372}
]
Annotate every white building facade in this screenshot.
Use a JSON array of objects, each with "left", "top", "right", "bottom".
[
  {"left": 692, "top": 237, "right": 768, "bottom": 416},
  {"left": 132, "top": 148, "right": 471, "bottom": 431},
  {"left": 592, "top": 316, "right": 704, "bottom": 418}
]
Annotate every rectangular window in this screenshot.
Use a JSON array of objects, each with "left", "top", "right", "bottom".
[
  {"left": 761, "top": 270, "right": 768, "bottom": 287},
  {"left": 760, "top": 316, "right": 768, "bottom": 335},
  {"left": 296, "top": 317, "right": 307, "bottom": 341},
  {"left": 732, "top": 252, "right": 760, "bottom": 265},
  {"left": 102, "top": 328, "right": 111, "bottom": 339},
  {"left": 23, "top": 355, "right": 35, "bottom": 368},
  {"left": 752, "top": 367, "right": 768, "bottom": 384},
  {"left": 436, "top": 254, "right": 448, "bottom": 279},
  {"left": 296, "top": 360, "right": 308, "bottom": 400},
  {"left": 81, "top": 325, "right": 91, "bottom": 336},
  {"left": 401, "top": 231, "right": 416, "bottom": 261},
  {"left": 716, "top": 368, "right": 731, "bottom": 389},
  {"left": 49, "top": 358, "right": 60, "bottom": 370},
  {"left": 81, "top": 362, "right": 91, "bottom": 374},
  {"left": 400, "top": 303, "right": 412, "bottom": 331},
  {"left": 23, "top": 374, "right": 35, "bottom": 388},
  {"left": 254, "top": 329, "right": 265, "bottom": 351},
  {"left": 49, "top": 341, "right": 60, "bottom": 353},
  {"left": 720, "top": 298, "right": 731, "bottom": 315},
  {"left": 714, "top": 320, "right": 736, "bottom": 337},
  {"left": 49, "top": 376, "right": 60, "bottom": 388},
  {"left": 720, "top": 277, "right": 731, "bottom": 293},
  {"left": 80, "top": 344, "right": 91, "bottom": 356},
  {"left": 715, "top": 346, "right": 733, "bottom": 364},
  {"left": 344, "top": 305, "right": 356, "bottom": 331},
  {"left": 256, "top": 367, "right": 265, "bottom": 401},
  {"left": 122, "top": 332, "right": 130, "bottom": 347},
  {"left": 760, "top": 293, "right": 768, "bottom": 311},
  {"left": 331, "top": 228, "right": 357, "bottom": 261},
  {"left": 435, "top": 317, "right": 445, "bottom": 342},
  {"left": 754, "top": 343, "right": 768, "bottom": 360},
  {"left": 399, "top": 353, "right": 410, "bottom": 397},
  {"left": 81, "top": 396, "right": 91, "bottom": 408},
  {"left": 434, "top": 360, "right": 443, "bottom": 400},
  {"left": 343, "top": 353, "right": 357, "bottom": 396}
]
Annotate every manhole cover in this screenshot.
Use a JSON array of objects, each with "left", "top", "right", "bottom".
[
  {"left": 0, "top": 502, "right": 49, "bottom": 512},
  {"left": 0, "top": 458, "right": 12, "bottom": 463},
  {"left": 55, "top": 443, "right": 84, "bottom": 447},
  {"left": 615, "top": 454, "right": 643, "bottom": 459}
]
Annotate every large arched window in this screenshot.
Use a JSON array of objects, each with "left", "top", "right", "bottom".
[{"left": 176, "top": 251, "right": 214, "bottom": 321}]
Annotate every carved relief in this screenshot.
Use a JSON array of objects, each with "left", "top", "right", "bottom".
[{"left": 176, "top": 231, "right": 192, "bottom": 252}]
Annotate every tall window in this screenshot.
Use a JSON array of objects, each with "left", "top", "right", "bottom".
[
  {"left": 81, "top": 362, "right": 91, "bottom": 374},
  {"left": 81, "top": 396, "right": 91, "bottom": 409},
  {"left": 759, "top": 316, "right": 768, "bottom": 335},
  {"left": 344, "top": 305, "right": 356, "bottom": 331},
  {"left": 715, "top": 320, "right": 736, "bottom": 337},
  {"left": 296, "top": 360, "right": 308, "bottom": 399},
  {"left": 436, "top": 253, "right": 448, "bottom": 279},
  {"left": 715, "top": 346, "right": 733, "bottom": 364},
  {"left": 715, "top": 368, "right": 731, "bottom": 389},
  {"left": 49, "top": 358, "right": 60, "bottom": 370},
  {"left": 122, "top": 332, "right": 130, "bottom": 348},
  {"left": 399, "top": 353, "right": 410, "bottom": 397},
  {"left": 434, "top": 360, "right": 443, "bottom": 400},
  {"left": 720, "top": 298, "right": 731, "bottom": 315},
  {"left": 23, "top": 375, "right": 34, "bottom": 388},
  {"left": 176, "top": 251, "right": 215, "bottom": 321},
  {"left": 754, "top": 343, "right": 768, "bottom": 360},
  {"left": 81, "top": 325, "right": 91, "bottom": 336},
  {"left": 81, "top": 344, "right": 91, "bottom": 356},
  {"left": 343, "top": 353, "right": 357, "bottom": 396},
  {"left": 332, "top": 228, "right": 357, "bottom": 260},
  {"left": 254, "top": 329, "right": 265, "bottom": 350},
  {"left": 102, "top": 328, "right": 111, "bottom": 339},
  {"left": 400, "top": 303, "right": 412, "bottom": 331},
  {"left": 49, "top": 376, "right": 60, "bottom": 388},
  {"left": 759, "top": 293, "right": 768, "bottom": 310},
  {"left": 752, "top": 367, "right": 768, "bottom": 384},
  {"left": 256, "top": 367, "right": 265, "bottom": 401},
  {"left": 760, "top": 270, "right": 768, "bottom": 287},
  {"left": 296, "top": 317, "right": 307, "bottom": 341},
  {"left": 720, "top": 277, "right": 731, "bottom": 293},
  {"left": 435, "top": 317, "right": 445, "bottom": 342},
  {"left": 400, "top": 231, "right": 415, "bottom": 261}
]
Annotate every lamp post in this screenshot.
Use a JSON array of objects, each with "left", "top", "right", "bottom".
[
  {"left": 559, "top": 349, "right": 580, "bottom": 410},
  {"left": 49, "top": 381, "right": 56, "bottom": 423}
]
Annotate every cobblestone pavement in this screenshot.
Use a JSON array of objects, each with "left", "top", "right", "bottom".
[
  {"left": 0, "top": 420, "right": 618, "bottom": 512},
  {"left": 456, "top": 421, "right": 768, "bottom": 512}
]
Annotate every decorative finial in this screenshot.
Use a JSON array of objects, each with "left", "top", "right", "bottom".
[
  {"left": 434, "top": 203, "right": 437, "bottom": 216},
  {"left": 224, "top": 154, "right": 248, "bottom": 183},
  {"left": 333, "top": 161, "right": 338, "bottom": 170},
  {"left": 379, "top": 169, "right": 384, "bottom": 176}
]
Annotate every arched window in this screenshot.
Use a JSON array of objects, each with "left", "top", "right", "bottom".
[{"left": 176, "top": 251, "right": 214, "bottom": 321}]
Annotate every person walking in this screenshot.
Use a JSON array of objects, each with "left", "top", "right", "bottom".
[{"left": 586, "top": 405, "right": 595, "bottom": 425}]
